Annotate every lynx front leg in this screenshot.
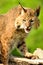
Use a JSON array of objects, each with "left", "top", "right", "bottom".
[
  {"left": 17, "top": 40, "right": 38, "bottom": 59},
  {"left": 1, "top": 42, "right": 9, "bottom": 65},
  {"left": 17, "top": 40, "right": 32, "bottom": 58},
  {"left": 1, "top": 34, "right": 9, "bottom": 65}
]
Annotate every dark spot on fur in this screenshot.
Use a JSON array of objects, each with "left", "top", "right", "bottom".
[{"left": 17, "top": 41, "right": 25, "bottom": 48}]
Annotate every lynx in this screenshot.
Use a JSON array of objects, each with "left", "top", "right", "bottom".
[{"left": 0, "top": 5, "right": 40, "bottom": 65}]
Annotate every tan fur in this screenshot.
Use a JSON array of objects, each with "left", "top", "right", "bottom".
[{"left": 0, "top": 5, "right": 40, "bottom": 65}]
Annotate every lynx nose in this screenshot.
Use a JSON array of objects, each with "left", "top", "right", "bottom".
[{"left": 26, "top": 26, "right": 31, "bottom": 31}]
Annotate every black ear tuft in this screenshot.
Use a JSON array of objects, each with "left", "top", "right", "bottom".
[
  {"left": 35, "top": 6, "right": 40, "bottom": 16},
  {"left": 18, "top": 1, "right": 27, "bottom": 12},
  {"left": 22, "top": 8, "right": 27, "bottom": 12}
]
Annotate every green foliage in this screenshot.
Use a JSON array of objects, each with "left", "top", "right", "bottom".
[{"left": 0, "top": 0, "right": 43, "bottom": 55}]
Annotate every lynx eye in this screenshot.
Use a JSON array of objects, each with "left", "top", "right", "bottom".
[
  {"left": 29, "top": 19, "right": 33, "bottom": 22},
  {"left": 17, "top": 25, "right": 20, "bottom": 28},
  {"left": 23, "top": 19, "right": 26, "bottom": 21}
]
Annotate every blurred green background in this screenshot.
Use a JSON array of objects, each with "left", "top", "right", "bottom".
[{"left": 0, "top": 0, "right": 43, "bottom": 56}]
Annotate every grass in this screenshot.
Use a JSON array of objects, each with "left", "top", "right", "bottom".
[{"left": 0, "top": 0, "right": 43, "bottom": 55}]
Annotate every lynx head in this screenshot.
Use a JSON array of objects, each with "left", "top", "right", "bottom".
[{"left": 15, "top": 5, "right": 40, "bottom": 33}]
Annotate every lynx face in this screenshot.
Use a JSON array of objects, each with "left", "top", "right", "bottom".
[{"left": 15, "top": 6, "right": 40, "bottom": 33}]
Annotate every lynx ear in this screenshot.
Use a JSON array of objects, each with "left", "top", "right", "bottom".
[
  {"left": 35, "top": 6, "right": 40, "bottom": 16},
  {"left": 21, "top": 9, "right": 25, "bottom": 15}
]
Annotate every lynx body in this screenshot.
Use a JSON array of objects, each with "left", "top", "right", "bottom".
[{"left": 0, "top": 5, "right": 40, "bottom": 65}]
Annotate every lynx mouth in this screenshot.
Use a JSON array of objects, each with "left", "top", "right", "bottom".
[{"left": 24, "top": 27, "right": 31, "bottom": 33}]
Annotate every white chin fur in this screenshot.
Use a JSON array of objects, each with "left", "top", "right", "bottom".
[
  {"left": 24, "top": 29, "right": 29, "bottom": 33},
  {"left": 20, "top": 24, "right": 27, "bottom": 29}
]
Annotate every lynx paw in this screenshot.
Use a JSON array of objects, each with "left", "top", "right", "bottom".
[{"left": 25, "top": 52, "right": 39, "bottom": 59}]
